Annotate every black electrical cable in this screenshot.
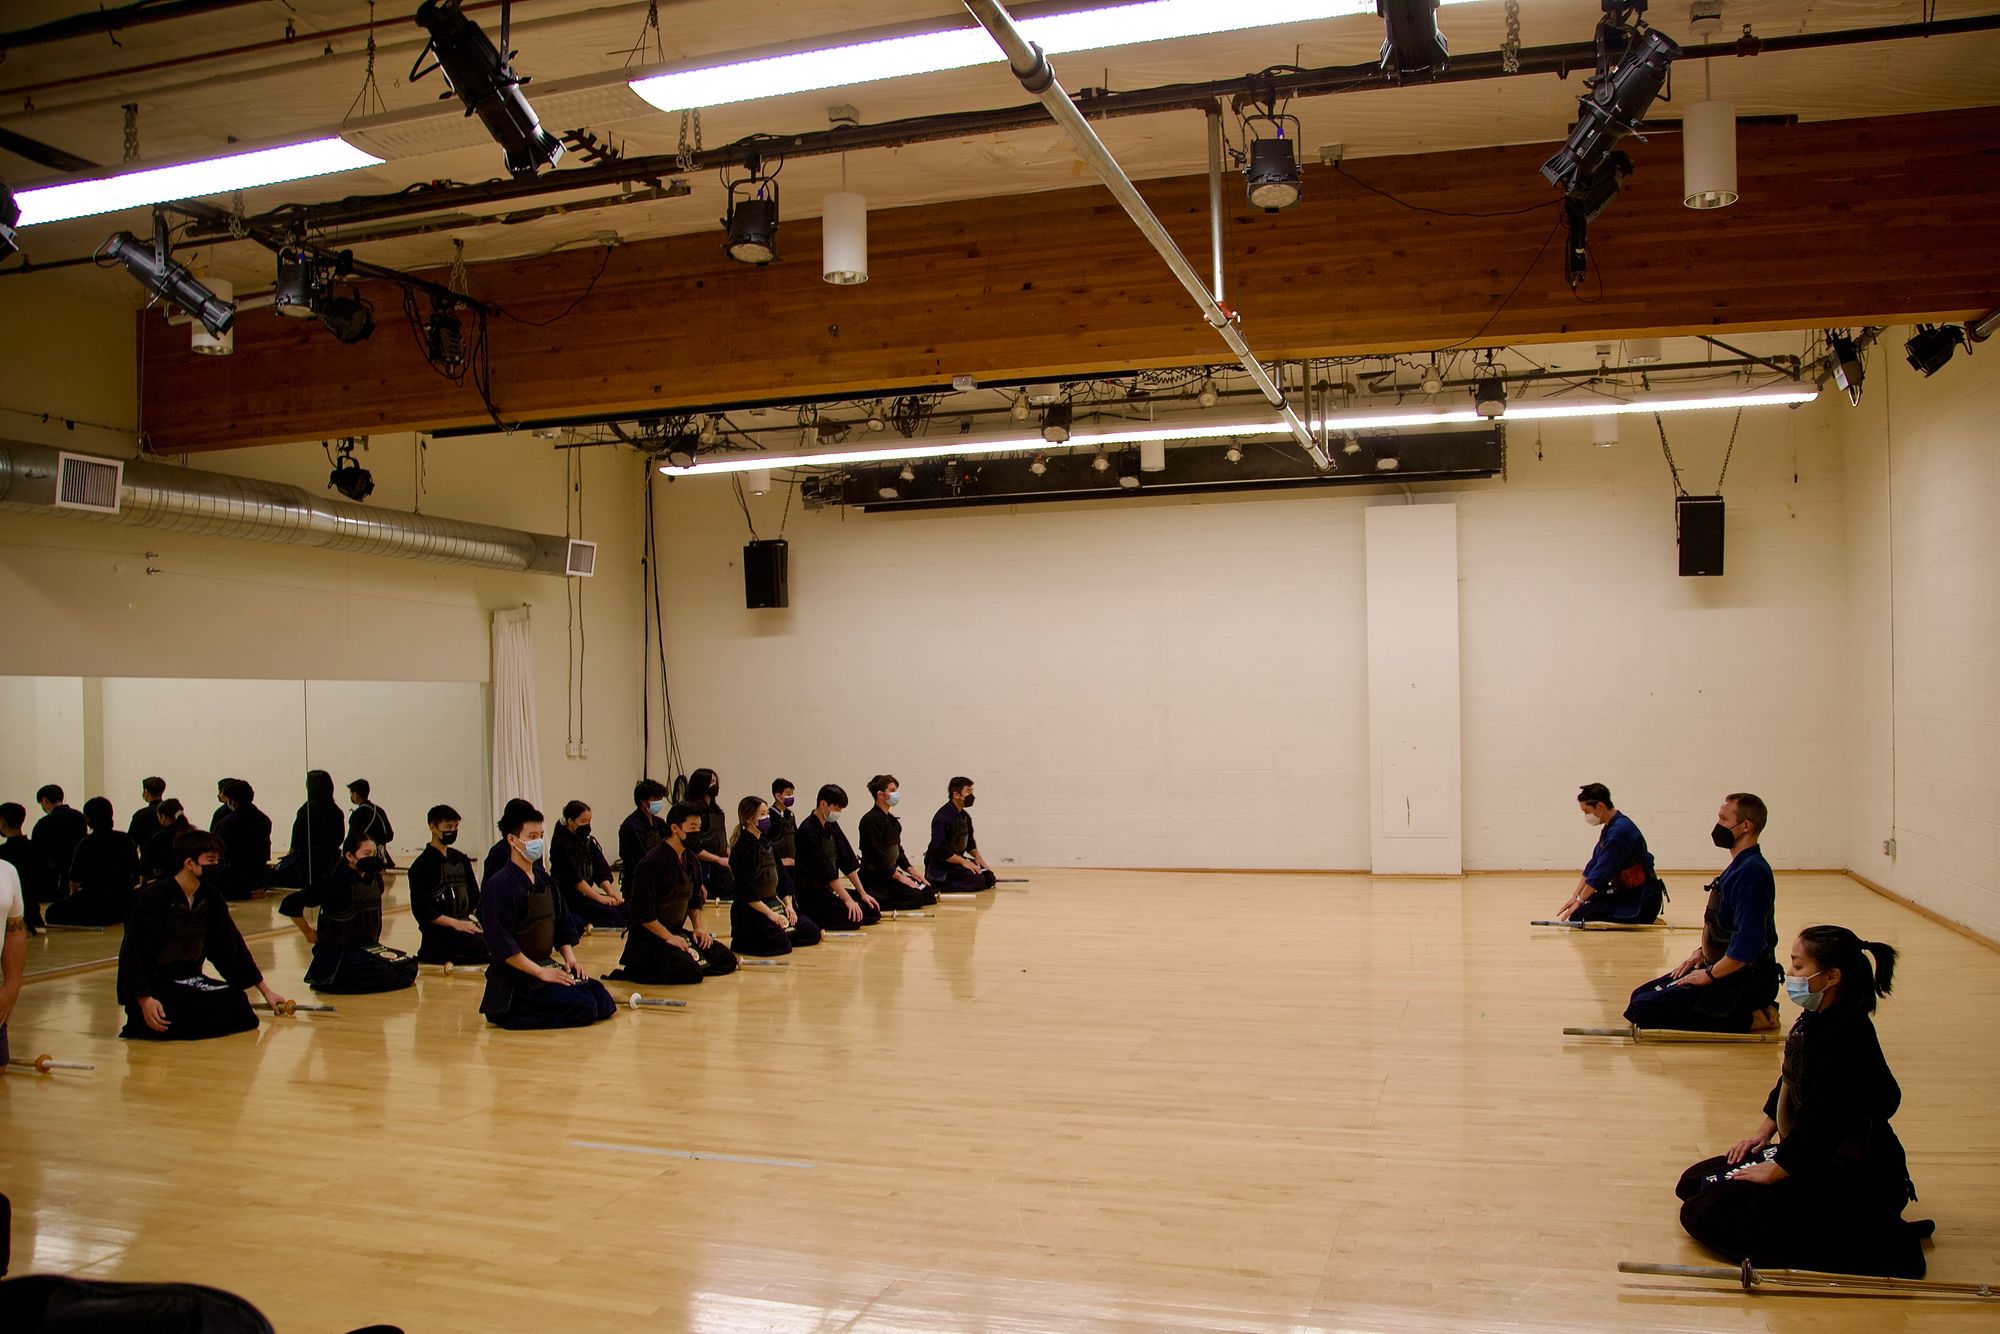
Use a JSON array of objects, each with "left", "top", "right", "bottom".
[
  {"left": 1419, "top": 211, "right": 1565, "bottom": 353},
  {"left": 1332, "top": 160, "right": 1549, "bottom": 218},
  {"left": 497, "top": 244, "right": 615, "bottom": 327}
]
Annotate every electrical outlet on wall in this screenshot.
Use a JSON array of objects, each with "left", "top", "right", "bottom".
[{"left": 1882, "top": 837, "right": 1898, "bottom": 857}]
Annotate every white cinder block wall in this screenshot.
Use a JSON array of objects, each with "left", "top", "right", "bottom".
[
  {"left": 1842, "top": 330, "right": 2000, "bottom": 940},
  {"left": 655, "top": 401, "right": 1853, "bottom": 873}
]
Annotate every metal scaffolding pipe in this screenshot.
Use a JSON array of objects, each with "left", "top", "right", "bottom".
[{"left": 960, "top": 0, "right": 1328, "bottom": 469}]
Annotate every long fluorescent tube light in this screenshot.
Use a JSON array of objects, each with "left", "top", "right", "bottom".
[
  {"left": 660, "top": 388, "right": 1818, "bottom": 476},
  {"left": 631, "top": 1, "right": 1478, "bottom": 114},
  {"left": 15, "top": 137, "right": 383, "bottom": 228}
]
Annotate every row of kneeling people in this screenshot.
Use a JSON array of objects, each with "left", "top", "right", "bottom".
[
  {"left": 105, "top": 773, "right": 997, "bottom": 1039},
  {"left": 1563, "top": 787, "right": 1936, "bottom": 1283}
]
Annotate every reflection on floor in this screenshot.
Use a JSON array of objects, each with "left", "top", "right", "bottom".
[{"left": 4, "top": 870, "right": 1996, "bottom": 1333}]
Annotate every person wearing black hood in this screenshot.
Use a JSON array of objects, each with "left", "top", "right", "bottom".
[
  {"left": 46, "top": 796, "right": 140, "bottom": 927},
  {"left": 278, "top": 830, "right": 418, "bottom": 993},
  {"left": 215, "top": 779, "right": 271, "bottom": 901},
  {"left": 346, "top": 778, "right": 397, "bottom": 869},
  {"left": 683, "top": 767, "right": 735, "bottom": 905},
  {"left": 142, "top": 799, "right": 195, "bottom": 880},
  {"left": 274, "top": 770, "right": 344, "bottom": 891},
  {"left": 127, "top": 776, "right": 165, "bottom": 842}
]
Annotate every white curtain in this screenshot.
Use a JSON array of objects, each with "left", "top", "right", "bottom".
[{"left": 491, "top": 606, "right": 544, "bottom": 830}]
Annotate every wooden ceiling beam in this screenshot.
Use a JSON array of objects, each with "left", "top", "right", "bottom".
[{"left": 135, "top": 106, "right": 2000, "bottom": 453}]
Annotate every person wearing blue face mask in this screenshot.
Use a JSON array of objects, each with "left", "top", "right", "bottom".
[
  {"left": 477, "top": 803, "right": 615, "bottom": 1030},
  {"left": 1623, "top": 792, "right": 1781, "bottom": 1033},
  {"left": 859, "top": 775, "right": 936, "bottom": 910},
  {"left": 728, "top": 796, "right": 820, "bottom": 956},
  {"left": 925, "top": 776, "right": 997, "bottom": 893},
  {"left": 794, "top": 785, "right": 880, "bottom": 931},
  {"left": 1555, "top": 782, "right": 1664, "bottom": 923},
  {"left": 1673, "top": 924, "right": 1930, "bottom": 1278},
  {"left": 618, "top": 778, "right": 671, "bottom": 899}
]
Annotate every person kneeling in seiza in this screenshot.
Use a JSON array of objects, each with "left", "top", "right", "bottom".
[
  {"left": 1624, "top": 792, "right": 1781, "bottom": 1033},
  {"left": 118, "top": 831, "right": 294, "bottom": 1040},
  {"left": 1674, "top": 925, "right": 1932, "bottom": 1278},
  {"left": 794, "top": 786, "right": 880, "bottom": 931},
  {"left": 609, "top": 802, "right": 738, "bottom": 983},
  {"left": 477, "top": 804, "right": 616, "bottom": 1030},
  {"left": 278, "top": 832, "right": 418, "bottom": 994},
  {"left": 406, "top": 804, "right": 489, "bottom": 967},
  {"left": 1555, "top": 782, "right": 1665, "bottom": 923},
  {"left": 859, "top": 775, "right": 936, "bottom": 910},
  {"left": 727, "top": 796, "right": 821, "bottom": 956},
  {"left": 925, "top": 777, "right": 997, "bottom": 893}
]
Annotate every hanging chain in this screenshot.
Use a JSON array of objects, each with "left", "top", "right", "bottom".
[
  {"left": 1502, "top": 0, "right": 1522, "bottom": 74},
  {"left": 624, "top": 0, "right": 665, "bottom": 67},
  {"left": 1655, "top": 414, "right": 1687, "bottom": 497},
  {"left": 346, "top": 2, "right": 387, "bottom": 122},
  {"left": 121, "top": 103, "right": 140, "bottom": 162},
  {"left": 676, "top": 108, "right": 703, "bottom": 171},
  {"left": 448, "top": 239, "right": 470, "bottom": 296},
  {"left": 1713, "top": 407, "right": 1743, "bottom": 492}
]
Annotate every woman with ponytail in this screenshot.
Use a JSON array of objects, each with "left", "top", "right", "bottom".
[{"left": 1673, "top": 925, "right": 1932, "bottom": 1277}]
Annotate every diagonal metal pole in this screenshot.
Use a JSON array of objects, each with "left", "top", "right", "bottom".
[{"left": 961, "top": 0, "right": 1330, "bottom": 469}]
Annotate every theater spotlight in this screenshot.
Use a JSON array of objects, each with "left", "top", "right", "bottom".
[
  {"left": 1474, "top": 374, "right": 1507, "bottom": 418},
  {"left": 1239, "top": 88, "right": 1303, "bottom": 212},
  {"left": 327, "top": 438, "right": 375, "bottom": 502},
  {"left": 1090, "top": 449, "right": 1111, "bottom": 473},
  {"left": 1196, "top": 377, "right": 1219, "bottom": 408},
  {"left": 898, "top": 462, "right": 915, "bottom": 482},
  {"left": 867, "top": 401, "right": 887, "bottom": 432},
  {"left": 100, "top": 231, "right": 234, "bottom": 336},
  {"left": 1029, "top": 454, "right": 1048, "bottom": 476},
  {"left": 1904, "top": 324, "right": 1969, "bottom": 378},
  {"left": 1563, "top": 152, "right": 1629, "bottom": 288},
  {"left": 1827, "top": 330, "right": 1865, "bottom": 405},
  {"left": 1378, "top": 0, "right": 1448, "bottom": 82},
  {"left": 319, "top": 287, "right": 376, "bottom": 345},
  {"left": 0, "top": 180, "right": 21, "bottom": 261},
  {"left": 1041, "top": 402, "right": 1073, "bottom": 444},
  {"left": 1541, "top": 23, "right": 1680, "bottom": 197},
  {"left": 413, "top": 0, "right": 563, "bottom": 178},
  {"left": 722, "top": 154, "right": 782, "bottom": 265},
  {"left": 1010, "top": 391, "right": 1031, "bottom": 422},
  {"left": 1223, "top": 443, "right": 1244, "bottom": 464},
  {"left": 274, "top": 246, "right": 324, "bottom": 318}
]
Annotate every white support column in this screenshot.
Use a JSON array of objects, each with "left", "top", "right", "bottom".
[{"left": 1365, "top": 504, "right": 1463, "bottom": 875}]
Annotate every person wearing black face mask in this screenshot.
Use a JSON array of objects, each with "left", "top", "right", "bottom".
[
  {"left": 1623, "top": 792, "right": 1781, "bottom": 1033},
  {"left": 925, "top": 776, "right": 997, "bottom": 893},
  {"left": 551, "top": 800, "right": 626, "bottom": 930},
  {"left": 277, "top": 832, "right": 418, "bottom": 993},
  {"left": 407, "top": 804, "right": 488, "bottom": 966},
  {"left": 118, "top": 830, "right": 292, "bottom": 1040},
  {"left": 768, "top": 778, "right": 801, "bottom": 904},
  {"left": 684, "top": 767, "right": 736, "bottom": 905}
]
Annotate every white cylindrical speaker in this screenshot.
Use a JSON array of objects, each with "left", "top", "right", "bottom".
[
  {"left": 191, "top": 277, "right": 233, "bottom": 356},
  {"left": 1139, "top": 438, "right": 1166, "bottom": 472},
  {"left": 821, "top": 192, "right": 869, "bottom": 285},
  {"left": 1592, "top": 415, "right": 1621, "bottom": 447},
  {"left": 1682, "top": 100, "right": 1738, "bottom": 210}
]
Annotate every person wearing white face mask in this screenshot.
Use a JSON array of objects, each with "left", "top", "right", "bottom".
[
  {"left": 794, "top": 785, "right": 880, "bottom": 931},
  {"left": 619, "top": 778, "right": 671, "bottom": 900},
  {"left": 859, "top": 774, "right": 936, "bottom": 910},
  {"left": 1672, "top": 925, "right": 1931, "bottom": 1278},
  {"left": 1554, "top": 782, "right": 1664, "bottom": 923},
  {"left": 476, "top": 803, "right": 615, "bottom": 1030},
  {"left": 1623, "top": 792, "right": 1782, "bottom": 1033}
]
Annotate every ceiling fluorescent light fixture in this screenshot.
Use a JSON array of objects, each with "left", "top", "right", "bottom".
[
  {"left": 629, "top": 2, "right": 1481, "bottom": 114},
  {"left": 14, "top": 138, "right": 382, "bottom": 228}
]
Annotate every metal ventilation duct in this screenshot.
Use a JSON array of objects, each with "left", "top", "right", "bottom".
[{"left": 0, "top": 440, "right": 569, "bottom": 574}]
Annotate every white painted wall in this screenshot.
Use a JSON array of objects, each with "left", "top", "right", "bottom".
[
  {"left": 1365, "top": 504, "right": 1462, "bottom": 874},
  {"left": 652, "top": 398, "right": 1853, "bottom": 873},
  {"left": 1841, "top": 329, "right": 2000, "bottom": 939}
]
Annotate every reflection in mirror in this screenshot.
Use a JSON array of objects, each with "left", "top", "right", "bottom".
[{"left": 0, "top": 676, "right": 489, "bottom": 976}]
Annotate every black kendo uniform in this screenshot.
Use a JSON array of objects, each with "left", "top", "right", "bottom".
[
  {"left": 793, "top": 813, "right": 879, "bottom": 931},
  {"left": 117, "top": 873, "right": 263, "bottom": 1041},
  {"left": 278, "top": 866, "right": 418, "bottom": 994},
  {"left": 142, "top": 819, "right": 193, "bottom": 880},
  {"left": 477, "top": 859, "right": 615, "bottom": 1030},
  {"left": 125, "top": 798, "right": 161, "bottom": 843},
  {"left": 46, "top": 829, "right": 140, "bottom": 927},
  {"left": 406, "top": 841, "right": 490, "bottom": 965},
  {"left": 551, "top": 821, "right": 627, "bottom": 930},
  {"left": 727, "top": 828, "right": 821, "bottom": 956},
  {"left": 30, "top": 803, "right": 86, "bottom": 900},
  {"left": 768, "top": 798, "right": 801, "bottom": 902},
  {"left": 274, "top": 799, "right": 343, "bottom": 890},
  {"left": 609, "top": 843, "right": 737, "bottom": 983},
  {"left": 347, "top": 801, "right": 397, "bottom": 868},
  {"left": 1676, "top": 1006, "right": 1930, "bottom": 1278},
  {"left": 858, "top": 805, "right": 937, "bottom": 909},
  {"left": 216, "top": 802, "right": 272, "bottom": 901},
  {"left": 925, "top": 801, "right": 997, "bottom": 892},
  {"left": 691, "top": 800, "right": 735, "bottom": 904},
  {"left": 617, "top": 806, "right": 667, "bottom": 894}
]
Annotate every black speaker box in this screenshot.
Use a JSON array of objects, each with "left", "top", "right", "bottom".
[
  {"left": 744, "top": 538, "right": 790, "bottom": 608},
  {"left": 1677, "top": 495, "right": 1725, "bottom": 577}
]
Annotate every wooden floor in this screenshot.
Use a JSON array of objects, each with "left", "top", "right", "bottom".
[{"left": 4, "top": 870, "right": 1996, "bottom": 1333}]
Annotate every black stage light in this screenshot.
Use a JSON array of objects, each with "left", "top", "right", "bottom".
[
  {"left": 101, "top": 231, "right": 234, "bottom": 336},
  {"left": 328, "top": 441, "right": 375, "bottom": 502},
  {"left": 1244, "top": 136, "right": 1302, "bottom": 211},
  {"left": 1541, "top": 26, "right": 1680, "bottom": 195},
  {"left": 0, "top": 181, "right": 19, "bottom": 262},
  {"left": 1904, "top": 324, "right": 1968, "bottom": 378},
  {"left": 1827, "top": 330, "right": 1865, "bottom": 405},
  {"left": 412, "top": 0, "right": 564, "bottom": 178},
  {"left": 320, "top": 289, "right": 376, "bottom": 345},
  {"left": 1474, "top": 375, "right": 1507, "bottom": 418},
  {"left": 1041, "top": 402, "right": 1073, "bottom": 444},
  {"left": 274, "top": 246, "right": 324, "bottom": 318},
  {"left": 1378, "top": 0, "right": 1448, "bottom": 81},
  {"left": 722, "top": 155, "right": 782, "bottom": 265}
]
